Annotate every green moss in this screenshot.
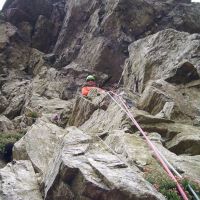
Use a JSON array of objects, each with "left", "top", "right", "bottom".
[{"left": 0, "top": 132, "right": 24, "bottom": 154}]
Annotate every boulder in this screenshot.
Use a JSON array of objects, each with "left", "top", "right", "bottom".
[
  {"left": 0, "top": 94, "right": 8, "bottom": 114},
  {"left": 123, "top": 29, "right": 200, "bottom": 93},
  {"left": 165, "top": 125, "right": 200, "bottom": 156},
  {"left": 105, "top": 130, "right": 200, "bottom": 181},
  {"left": 44, "top": 126, "right": 165, "bottom": 200},
  {"left": 137, "top": 80, "right": 198, "bottom": 123},
  {"left": 80, "top": 102, "right": 127, "bottom": 134},
  {"left": 0, "top": 115, "right": 14, "bottom": 132},
  {"left": 105, "top": 130, "right": 155, "bottom": 167},
  {"left": 154, "top": 139, "right": 200, "bottom": 182},
  {"left": 80, "top": 98, "right": 172, "bottom": 136},
  {"left": 135, "top": 121, "right": 200, "bottom": 156},
  {"left": 0, "top": 22, "right": 30, "bottom": 72},
  {"left": 31, "top": 67, "right": 74, "bottom": 99},
  {"left": 24, "top": 93, "right": 73, "bottom": 115},
  {"left": 0, "top": 160, "right": 42, "bottom": 200},
  {"left": 68, "top": 95, "right": 98, "bottom": 127},
  {"left": 68, "top": 91, "right": 109, "bottom": 127},
  {"left": 2, "top": 80, "right": 30, "bottom": 119},
  {"left": 0, "top": 22, "right": 17, "bottom": 50},
  {"left": 22, "top": 93, "right": 73, "bottom": 128},
  {"left": 13, "top": 119, "right": 67, "bottom": 178},
  {"left": 28, "top": 48, "right": 45, "bottom": 75}
]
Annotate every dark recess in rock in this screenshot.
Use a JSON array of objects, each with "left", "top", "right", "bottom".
[
  {"left": 166, "top": 62, "right": 200, "bottom": 84},
  {"left": 3, "top": 143, "right": 14, "bottom": 162}
]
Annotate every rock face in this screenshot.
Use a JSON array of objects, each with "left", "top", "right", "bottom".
[
  {"left": 3, "top": 0, "right": 66, "bottom": 52},
  {"left": 1, "top": 0, "right": 200, "bottom": 199}
]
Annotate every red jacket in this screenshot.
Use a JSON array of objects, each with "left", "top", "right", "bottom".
[
  {"left": 82, "top": 86, "right": 97, "bottom": 96},
  {"left": 81, "top": 81, "right": 104, "bottom": 96},
  {"left": 82, "top": 81, "right": 95, "bottom": 96}
]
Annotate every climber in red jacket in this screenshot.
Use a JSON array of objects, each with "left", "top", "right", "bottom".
[{"left": 82, "top": 75, "right": 104, "bottom": 96}]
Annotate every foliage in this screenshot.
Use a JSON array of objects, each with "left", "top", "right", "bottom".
[
  {"left": 26, "top": 111, "right": 39, "bottom": 119},
  {"left": 0, "top": 132, "right": 24, "bottom": 154},
  {"left": 144, "top": 168, "right": 200, "bottom": 200},
  {"left": 181, "top": 178, "right": 200, "bottom": 199}
]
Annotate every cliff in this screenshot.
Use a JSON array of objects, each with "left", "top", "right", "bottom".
[{"left": 0, "top": 0, "right": 200, "bottom": 199}]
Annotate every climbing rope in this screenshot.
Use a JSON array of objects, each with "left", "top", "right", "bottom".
[
  {"left": 113, "top": 91, "right": 200, "bottom": 200},
  {"left": 106, "top": 91, "right": 192, "bottom": 200},
  {"left": 112, "top": 92, "right": 199, "bottom": 200}
]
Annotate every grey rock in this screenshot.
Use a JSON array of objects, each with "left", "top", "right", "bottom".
[
  {"left": 13, "top": 119, "right": 67, "bottom": 178},
  {"left": 123, "top": 29, "right": 200, "bottom": 93},
  {"left": 0, "top": 115, "right": 14, "bottom": 132},
  {"left": 138, "top": 80, "right": 197, "bottom": 123},
  {"left": 0, "top": 22, "right": 31, "bottom": 72},
  {"left": 160, "top": 3, "right": 200, "bottom": 34},
  {"left": 28, "top": 48, "right": 45, "bottom": 75},
  {"left": 155, "top": 139, "right": 200, "bottom": 181},
  {"left": 0, "top": 160, "right": 42, "bottom": 200},
  {"left": 24, "top": 93, "right": 73, "bottom": 115},
  {"left": 32, "top": 15, "right": 54, "bottom": 53},
  {"left": 105, "top": 130, "right": 200, "bottom": 181},
  {"left": 165, "top": 125, "right": 200, "bottom": 156},
  {"left": 193, "top": 116, "right": 200, "bottom": 127},
  {"left": 68, "top": 91, "right": 108, "bottom": 127},
  {"left": 155, "top": 102, "right": 175, "bottom": 120},
  {"left": 43, "top": 53, "right": 56, "bottom": 64},
  {"left": 44, "top": 126, "right": 165, "bottom": 200},
  {"left": 3, "top": 0, "right": 52, "bottom": 24},
  {"left": 80, "top": 97, "right": 173, "bottom": 136},
  {"left": 1, "top": 0, "right": 200, "bottom": 199},
  {"left": 2, "top": 80, "right": 30, "bottom": 119},
  {"left": 0, "top": 94, "right": 8, "bottom": 113}
]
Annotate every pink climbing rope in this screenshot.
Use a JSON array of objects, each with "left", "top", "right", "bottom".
[{"left": 107, "top": 91, "right": 189, "bottom": 200}]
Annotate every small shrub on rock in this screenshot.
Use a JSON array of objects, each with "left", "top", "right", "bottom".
[
  {"left": 26, "top": 111, "right": 39, "bottom": 119},
  {"left": 0, "top": 132, "right": 24, "bottom": 161},
  {"left": 144, "top": 168, "right": 200, "bottom": 200}
]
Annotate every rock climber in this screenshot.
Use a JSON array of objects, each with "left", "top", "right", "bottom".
[{"left": 81, "top": 75, "right": 104, "bottom": 96}]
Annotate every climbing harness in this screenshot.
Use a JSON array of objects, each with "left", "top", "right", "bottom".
[{"left": 106, "top": 91, "right": 200, "bottom": 200}]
